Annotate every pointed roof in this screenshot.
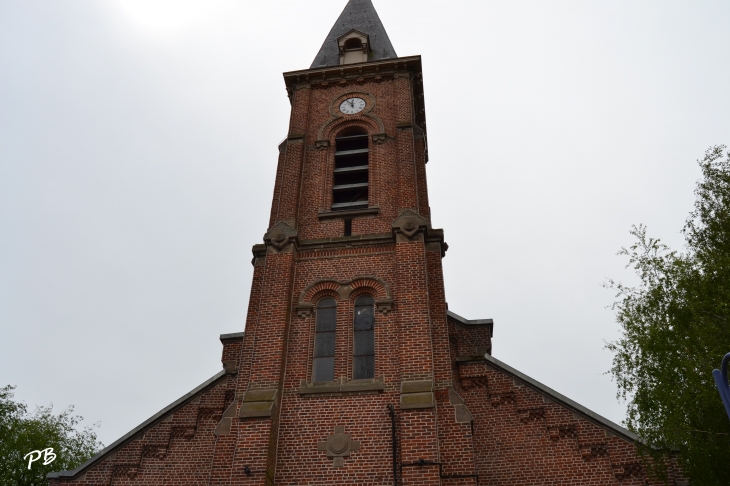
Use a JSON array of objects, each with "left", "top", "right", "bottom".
[{"left": 311, "top": 0, "right": 397, "bottom": 68}]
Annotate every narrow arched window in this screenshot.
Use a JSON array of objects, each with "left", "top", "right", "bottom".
[
  {"left": 332, "top": 129, "right": 368, "bottom": 211},
  {"left": 313, "top": 298, "right": 337, "bottom": 382},
  {"left": 353, "top": 295, "right": 375, "bottom": 379}
]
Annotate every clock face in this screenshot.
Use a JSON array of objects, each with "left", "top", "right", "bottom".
[{"left": 339, "top": 97, "right": 366, "bottom": 115}]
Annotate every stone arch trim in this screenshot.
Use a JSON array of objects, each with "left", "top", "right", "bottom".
[
  {"left": 297, "top": 276, "right": 393, "bottom": 316},
  {"left": 317, "top": 115, "right": 384, "bottom": 144}
]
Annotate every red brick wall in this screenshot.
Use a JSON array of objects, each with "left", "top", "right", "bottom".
[{"left": 49, "top": 62, "right": 685, "bottom": 486}]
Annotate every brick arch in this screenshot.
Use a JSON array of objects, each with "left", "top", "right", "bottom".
[
  {"left": 349, "top": 277, "right": 388, "bottom": 299},
  {"left": 350, "top": 286, "right": 379, "bottom": 306},
  {"left": 299, "top": 276, "right": 391, "bottom": 305},
  {"left": 317, "top": 114, "right": 384, "bottom": 142},
  {"left": 302, "top": 280, "right": 341, "bottom": 304}
]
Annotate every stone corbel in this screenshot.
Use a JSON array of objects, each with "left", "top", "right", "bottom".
[
  {"left": 222, "top": 361, "right": 238, "bottom": 375},
  {"left": 371, "top": 133, "right": 386, "bottom": 144},
  {"left": 263, "top": 222, "right": 298, "bottom": 254},
  {"left": 391, "top": 210, "right": 428, "bottom": 242},
  {"left": 375, "top": 298, "right": 393, "bottom": 314},
  {"left": 315, "top": 140, "right": 330, "bottom": 150},
  {"left": 239, "top": 389, "right": 278, "bottom": 418},
  {"left": 295, "top": 303, "right": 313, "bottom": 318}
]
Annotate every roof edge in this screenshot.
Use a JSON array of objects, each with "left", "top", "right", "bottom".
[
  {"left": 285, "top": 55, "right": 421, "bottom": 78},
  {"left": 447, "top": 310, "right": 493, "bottom": 326},
  {"left": 220, "top": 332, "right": 244, "bottom": 342},
  {"left": 47, "top": 370, "right": 227, "bottom": 480},
  {"left": 447, "top": 310, "right": 494, "bottom": 338},
  {"left": 483, "top": 353, "right": 641, "bottom": 444}
]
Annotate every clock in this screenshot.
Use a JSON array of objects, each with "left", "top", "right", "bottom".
[{"left": 339, "top": 97, "right": 366, "bottom": 115}]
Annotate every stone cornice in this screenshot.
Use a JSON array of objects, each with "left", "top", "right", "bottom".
[
  {"left": 282, "top": 56, "right": 427, "bottom": 138},
  {"left": 251, "top": 225, "right": 447, "bottom": 260}
]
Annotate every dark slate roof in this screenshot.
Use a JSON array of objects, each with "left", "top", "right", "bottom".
[{"left": 311, "top": 0, "right": 397, "bottom": 68}]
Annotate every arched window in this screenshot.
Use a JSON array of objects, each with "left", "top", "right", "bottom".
[
  {"left": 353, "top": 295, "right": 375, "bottom": 379},
  {"left": 332, "top": 128, "right": 369, "bottom": 211},
  {"left": 344, "top": 38, "right": 362, "bottom": 51},
  {"left": 313, "top": 298, "right": 337, "bottom": 382}
]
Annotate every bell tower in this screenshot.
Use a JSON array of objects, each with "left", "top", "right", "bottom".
[{"left": 218, "top": 0, "right": 463, "bottom": 484}]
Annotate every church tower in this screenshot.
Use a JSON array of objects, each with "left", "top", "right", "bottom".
[
  {"left": 48, "top": 2, "right": 688, "bottom": 485},
  {"left": 222, "top": 0, "right": 466, "bottom": 483}
]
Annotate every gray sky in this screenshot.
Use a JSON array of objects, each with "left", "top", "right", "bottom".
[{"left": 1, "top": 0, "right": 729, "bottom": 447}]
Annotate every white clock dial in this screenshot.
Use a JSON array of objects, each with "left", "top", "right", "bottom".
[{"left": 339, "top": 97, "right": 366, "bottom": 115}]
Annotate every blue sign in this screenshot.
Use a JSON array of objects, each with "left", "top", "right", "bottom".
[{"left": 712, "top": 352, "right": 730, "bottom": 420}]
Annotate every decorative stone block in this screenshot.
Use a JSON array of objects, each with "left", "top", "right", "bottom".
[
  {"left": 239, "top": 389, "right": 278, "bottom": 418},
  {"left": 375, "top": 298, "right": 393, "bottom": 314},
  {"left": 400, "top": 380, "right": 432, "bottom": 394},
  {"left": 243, "top": 389, "right": 278, "bottom": 402},
  {"left": 222, "top": 360, "right": 238, "bottom": 374},
  {"left": 263, "top": 222, "right": 298, "bottom": 253},
  {"left": 239, "top": 401, "right": 276, "bottom": 418},
  {"left": 391, "top": 210, "right": 427, "bottom": 241},
  {"left": 317, "top": 425, "right": 361, "bottom": 468},
  {"left": 295, "top": 303, "right": 313, "bottom": 318},
  {"left": 400, "top": 392, "right": 434, "bottom": 409}
]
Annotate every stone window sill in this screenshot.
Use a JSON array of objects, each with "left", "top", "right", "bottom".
[{"left": 298, "top": 377, "right": 385, "bottom": 395}]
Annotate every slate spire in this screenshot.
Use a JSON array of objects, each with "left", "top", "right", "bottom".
[{"left": 311, "top": 0, "right": 397, "bottom": 68}]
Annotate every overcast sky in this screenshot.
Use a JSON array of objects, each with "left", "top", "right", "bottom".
[{"left": 2, "top": 0, "right": 729, "bottom": 447}]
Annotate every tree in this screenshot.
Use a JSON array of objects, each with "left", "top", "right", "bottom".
[
  {"left": 0, "top": 385, "right": 103, "bottom": 486},
  {"left": 606, "top": 145, "right": 730, "bottom": 485}
]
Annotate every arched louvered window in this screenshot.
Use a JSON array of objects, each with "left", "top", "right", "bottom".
[
  {"left": 353, "top": 295, "right": 375, "bottom": 379},
  {"left": 344, "top": 38, "right": 362, "bottom": 51},
  {"left": 313, "top": 298, "right": 337, "bottom": 382},
  {"left": 332, "top": 131, "right": 369, "bottom": 210}
]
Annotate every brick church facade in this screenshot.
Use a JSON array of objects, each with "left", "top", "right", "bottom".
[{"left": 49, "top": 1, "right": 687, "bottom": 485}]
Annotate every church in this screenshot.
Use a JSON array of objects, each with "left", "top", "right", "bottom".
[{"left": 48, "top": 1, "right": 686, "bottom": 484}]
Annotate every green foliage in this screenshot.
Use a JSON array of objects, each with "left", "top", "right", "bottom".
[
  {"left": 0, "top": 385, "right": 103, "bottom": 486},
  {"left": 606, "top": 145, "right": 730, "bottom": 485}
]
